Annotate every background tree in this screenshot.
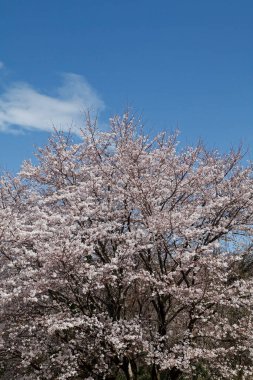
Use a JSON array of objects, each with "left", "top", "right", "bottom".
[{"left": 1, "top": 113, "right": 253, "bottom": 379}]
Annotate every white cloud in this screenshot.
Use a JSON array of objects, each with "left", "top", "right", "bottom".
[
  {"left": 0, "top": 73, "right": 105, "bottom": 134},
  {"left": 0, "top": 61, "right": 4, "bottom": 70}
]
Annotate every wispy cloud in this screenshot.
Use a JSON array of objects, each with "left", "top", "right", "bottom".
[
  {"left": 0, "top": 73, "right": 105, "bottom": 134},
  {"left": 0, "top": 61, "right": 4, "bottom": 70}
]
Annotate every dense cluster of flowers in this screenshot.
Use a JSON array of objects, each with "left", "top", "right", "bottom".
[{"left": 1, "top": 114, "right": 253, "bottom": 379}]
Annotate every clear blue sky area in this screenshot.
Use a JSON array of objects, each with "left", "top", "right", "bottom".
[{"left": 0, "top": 0, "right": 252, "bottom": 172}]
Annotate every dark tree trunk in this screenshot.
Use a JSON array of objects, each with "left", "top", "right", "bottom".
[
  {"left": 167, "top": 367, "right": 182, "bottom": 380},
  {"left": 121, "top": 357, "right": 138, "bottom": 380},
  {"left": 151, "top": 363, "right": 159, "bottom": 380}
]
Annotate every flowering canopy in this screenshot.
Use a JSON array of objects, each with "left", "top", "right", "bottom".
[{"left": 1, "top": 113, "right": 253, "bottom": 379}]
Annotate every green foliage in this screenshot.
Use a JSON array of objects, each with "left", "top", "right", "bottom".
[{"left": 192, "top": 363, "right": 212, "bottom": 380}]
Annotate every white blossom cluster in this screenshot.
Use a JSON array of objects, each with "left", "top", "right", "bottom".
[{"left": 1, "top": 114, "right": 253, "bottom": 379}]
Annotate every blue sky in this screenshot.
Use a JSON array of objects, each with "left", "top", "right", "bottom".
[{"left": 0, "top": 0, "right": 252, "bottom": 172}]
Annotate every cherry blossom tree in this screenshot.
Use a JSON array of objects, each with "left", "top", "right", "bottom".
[{"left": 1, "top": 113, "right": 253, "bottom": 379}]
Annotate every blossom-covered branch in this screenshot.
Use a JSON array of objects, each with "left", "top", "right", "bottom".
[{"left": 1, "top": 113, "right": 253, "bottom": 379}]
